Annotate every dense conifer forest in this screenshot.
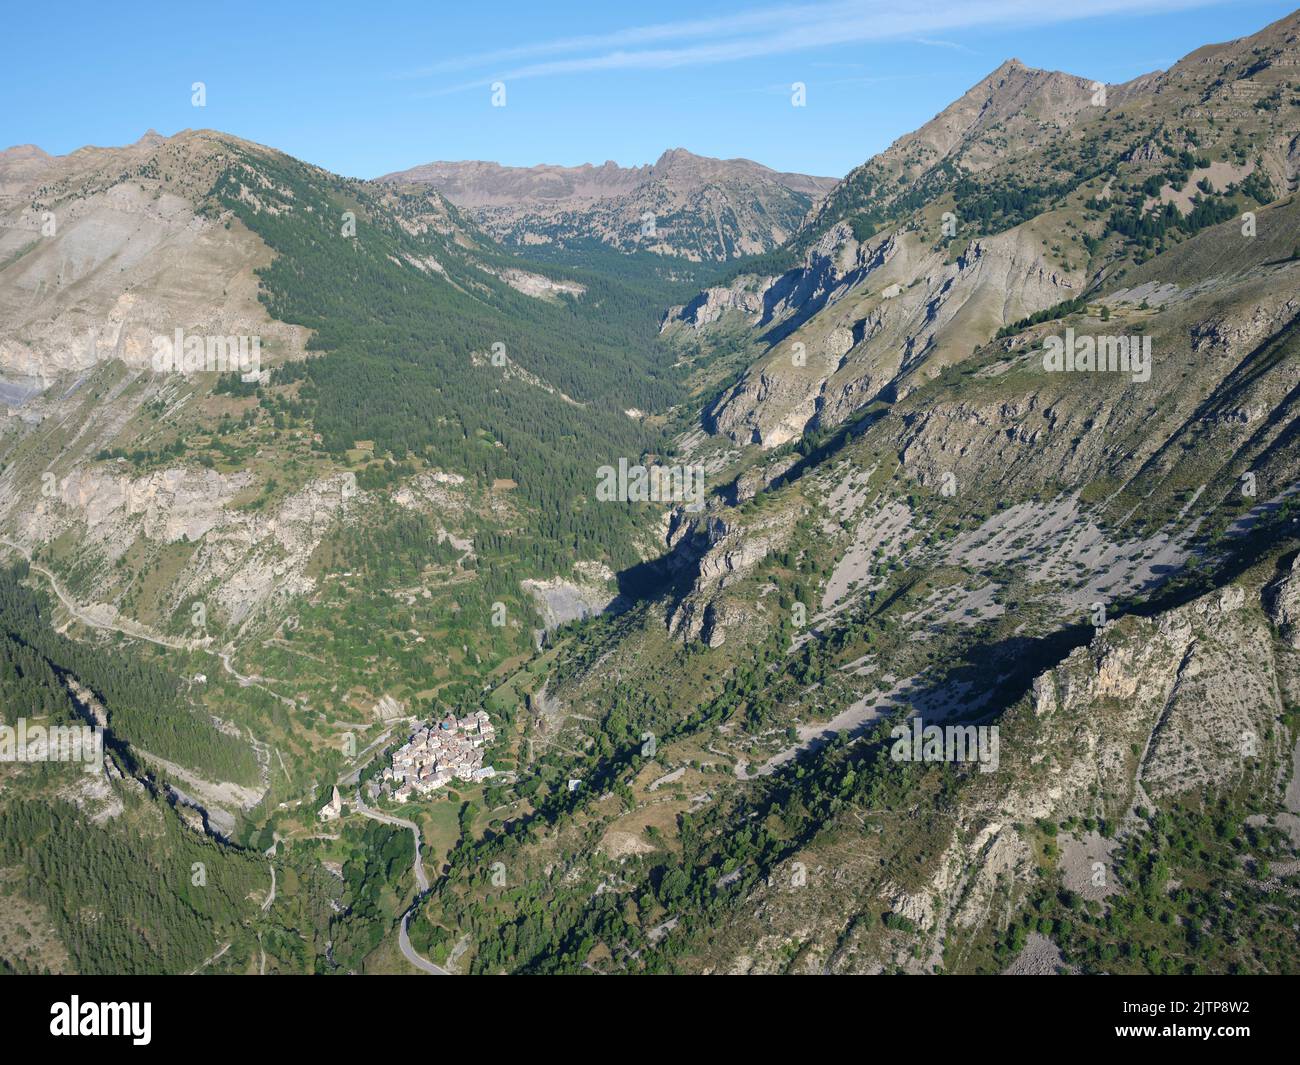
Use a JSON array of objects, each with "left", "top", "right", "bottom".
[{"left": 0, "top": 563, "right": 257, "bottom": 783}]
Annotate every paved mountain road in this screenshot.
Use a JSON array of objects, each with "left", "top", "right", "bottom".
[
  {"left": 2, "top": 537, "right": 451, "bottom": 974},
  {"left": 352, "top": 787, "right": 449, "bottom": 974}
]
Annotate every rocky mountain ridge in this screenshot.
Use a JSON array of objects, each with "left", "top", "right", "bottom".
[
  {"left": 668, "top": 9, "right": 1300, "bottom": 450},
  {"left": 380, "top": 148, "right": 838, "bottom": 261}
]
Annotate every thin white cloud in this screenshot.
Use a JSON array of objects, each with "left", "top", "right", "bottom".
[
  {"left": 911, "top": 37, "right": 977, "bottom": 53},
  {"left": 410, "top": 0, "right": 1220, "bottom": 94},
  {"left": 394, "top": 2, "right": 822, "bottom": 77}
]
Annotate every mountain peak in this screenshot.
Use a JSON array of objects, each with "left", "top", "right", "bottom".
[
  {"left": 0, "top": 143, "right": 50, "bottom": 161},
  {"left": 651, "top": 147, "right": 704, "bottom": 172},
  {"left": 978, "top": 56, "right": 1056, "bottom": 87}
]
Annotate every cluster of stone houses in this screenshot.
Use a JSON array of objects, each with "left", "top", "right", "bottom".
[{"left": 383, "top": 710, "right": 496, "bottom": 803}]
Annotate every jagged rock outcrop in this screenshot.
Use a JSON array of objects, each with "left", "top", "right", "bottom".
[
  {"left": 871, "top": 578, "right": 1287, "bottom": 966},
  {"left": 1191, "top": 294, "right": 1300, "bottom": 360},
  {"left": 10, "top": 466, "right": 360, "bottom": 633},
  {"left": 667, "top": 511, "right": 794, "bottom": 645},
  {"left": 662, "top": 279, "right": 769, "bottom": 331},
  {"left": 699, "top": 221, "right": 1082, "bottom": 448},
  {"left": 1266, "top": 553, "right": 1300, "bottom": 649},
  {"left": 47, "top": 466, "right": 251, "bottom": 544}
]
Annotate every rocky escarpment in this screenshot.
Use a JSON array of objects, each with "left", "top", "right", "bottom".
[
  {"left": 0, "top": 131, "right": 309, "bottom": 388},
  {"left": 726, "top": 569, "right": 1298, "bottom": 975},
  {"left": 929, "top": 579, "right": 1286, "bottom": 953},
  {"left": 662, "top": 197, "right": 1300, "bottom": 652},
  {"left": 1266, "top": 553, "right": 1300, "bottom": 649},
  {"left": 48, "top": 466, "right": 252, "bottom": 543},
  {"left": 661, "top": 278, "right": 770, "bottom": 332},
  {"left": 668, "top": 12, "right": 1300, "bottom": 458},
  {"left": 7, "top": 466, "right": 360, "bottom": 634},
  {"left": 1190, "top": 292, "right": 1300, "bottom": 361},
  {"left": 523, "top": 561, "right": 620, "bottom": 635},
  {"left": 667, "top": 509, "right": 795, "bottom": 646},
  {"left": 691, "top": 217, "right": 1081, "bottom": 449}
]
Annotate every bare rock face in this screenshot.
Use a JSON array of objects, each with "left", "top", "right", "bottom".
[
  {"left": 668, "top": 511, "right": 794, "bottom": 645},
  {"left": 866, "top": 576, "right": 1285, "bottom": 968},
  {"left": 699, "top": 220, "right": 1082, "bottom": 449},
  {"left": 731, "top": 454, "right": 799, "bottom": 504},
  {"left": 1140, "top": 587, "right": 1275, "bottom": 799},
  {"left": 50, "top": 466, "right": 250, "bottom": 545},
  {"left": 1190, "top": 294, "right": 1300, "bottom": 360},
  {"left": 1266, "top": 553, "right": 1300, "bottom": 649},
  {"left": 522, "top": 572, "right": 618, "bottom": 633},
  {"left": 662, "top": 279, "right": 769, "bottom": 331},
  {"left": 0, "top": 131, "right": 308, "bottom": 388},
  {"left": 1013, "top": 583, "right": 1278, "bottom": 808},
  {"left": 193, "top": 473, "right": 361, "bottom": 631},
  {"left": 14, "top": 466, "right": 359, "bottom": 635}
]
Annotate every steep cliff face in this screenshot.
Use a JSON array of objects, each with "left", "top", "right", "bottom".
[
  {"left": 692, "top": 563, "right": 1300, "bottom": 976},
  {"left": 0, "top": 131, "right": 310, "bottom": 387},
  {"left": 667, "top": 509, "right": 797, "bottom": 646},
  {"left": 656, "top": 192, "right": 1300, "bottom": 654},
  {"left": 2, "top": 463, "right": 360, "bottom": 633},
  {"left": 670, "top": 11, "right": 1300, "bottom": 454},
  {"left": 1266, "top": 553, "right": 1300, "bottom": 649},
  {"left": 689, "top": 219, "right": 1082, "bottom": 447}
]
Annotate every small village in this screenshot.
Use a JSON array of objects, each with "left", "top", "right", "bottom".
[{"left": 381, "top": 710, "right": 496, "bottom": 803}]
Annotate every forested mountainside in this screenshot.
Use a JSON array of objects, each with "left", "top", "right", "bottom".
[
  {"left": 0, "top": 555, "right": 412, "bottom": 976},
  {"left": 0, "top": 119, "right": 752, "bottom": 973},
  {"left": 1, "top": 10, "right": 1299, "bottom": 976},
  {"left": 0, "top": 125, "right": 722, "bottom": 696}
]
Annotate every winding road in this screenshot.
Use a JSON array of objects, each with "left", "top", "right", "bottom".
[
  {"left": 0, "top": 537, "right": 294, "bottom": 704},
  {"left": 398, "top": 906, "right": 445, "bottom": 975},
  {"left": 2, "top": 536, "right": 450, "bottom": 975},
  {"left": 261, "top": 864, "right": 277, "bottom": 913},
  {"left": 352, "top": 787, "right": 448, "bottom": 974}
]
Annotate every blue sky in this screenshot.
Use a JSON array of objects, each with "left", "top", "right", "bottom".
[{"left": 2, "top": 0, "right": 1295, "bottom": 179}]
